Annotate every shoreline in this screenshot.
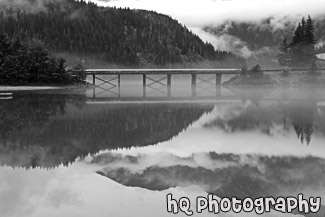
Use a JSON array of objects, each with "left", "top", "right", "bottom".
[{"left": 0, "top": 86, "right": 62, "bottom": 91}]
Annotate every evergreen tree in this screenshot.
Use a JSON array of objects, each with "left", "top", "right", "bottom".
[
  {"left": 301, "top": 17, "right": 306, "bottom": 42},
  {"left": 291, "top": 23, "right": 303, "bottom": 46},
  {"left": 305, "top": 15, "right": 316, "bottom": 44},
  {"left": 0, "top": 34, "right": 84, "bottom": 85},
  {"left": 277, "top": 37, "right": 291, "bottom": 68},
  {"left": 305, "top": 15, "right": 317, "bottom": 72}
]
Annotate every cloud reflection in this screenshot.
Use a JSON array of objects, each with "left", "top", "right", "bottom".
[
  {"left": 0, "top": 166, "right": 83, "bottom": 217},
  {"left": 95, "top": 152, "right": 325, "bottom": 198}
]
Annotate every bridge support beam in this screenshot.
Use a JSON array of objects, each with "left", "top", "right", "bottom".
[
  {"left": 118, "top": 74, "right": 121, "bottom": 97},
  {"left": 191, "top": 74, "right": 197, "bottom": 97},
  {"left": 215, "top": 74, "right": 222, "bottom": 85},
  {"left": 93, "top": 87, "right": 96, "bottom": 98},
  {"left": 216, "top": 74, "right": 222, "bottom": 97},
  {"left": 143, "top": 74, "right": 146, "bottom": 97},
  {"left": 191, "top": 74, "right": 197, "bottom": 85},
  {"left": 167, "top": 74, "right": 172, "bottom": 97}
]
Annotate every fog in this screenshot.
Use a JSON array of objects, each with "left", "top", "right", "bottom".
[{"left": 191, "top": 27, "right": 254, "bottom": 58}]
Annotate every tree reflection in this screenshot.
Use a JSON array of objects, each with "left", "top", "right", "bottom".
[
  {"left": 0, "top": 94, "right": 213, "bottom": 168},
  {"left": 0, "top": 93, "right": 86, "bottom": 147},
  {"left": 288, "top": 102, "right": 316, "bottom": 145},
  {"left": 205, "top": 100, "right": 321, "bottom": 145}
]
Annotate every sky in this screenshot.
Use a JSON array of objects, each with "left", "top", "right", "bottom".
[{"left": 89, "top": 0, "right": 325, "bottom": 27}]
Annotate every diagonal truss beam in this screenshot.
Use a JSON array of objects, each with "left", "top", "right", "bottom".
[
  {"left": 94, "top": 85, "right": 119, "bottom": 97},
  {"left": 147, "top": 76, "right": 168, "bottom": 87},
  {"left": 95, "top": 76, "right": 118, "bottom": 87},
  {"left": 144, "top": 75, "right": 170, "bottom": 96},
  {"left": 92, "top": 75, "right": 120, "bottom": 97},
  {"left": 197, "top": 76, "right": 216, "bottom": 86},
  {"left": 195, "top": 74, "right": 221, "bottom": 95}
]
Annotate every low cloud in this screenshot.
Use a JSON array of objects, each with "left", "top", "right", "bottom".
[
  {"left": 191, "top": 27, "right": 253, "bottom": 58},
  {"left": 316, "top": 40, "right": 325, "bottom": 48}
]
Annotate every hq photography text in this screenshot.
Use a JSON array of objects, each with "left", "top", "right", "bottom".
[{"left": 166, "top": 193, "right": 321, "bottom": 216}]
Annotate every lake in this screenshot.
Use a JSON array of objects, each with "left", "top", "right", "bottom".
[{"left": 0, "top": 83, "right": 325, "bottom": 217}]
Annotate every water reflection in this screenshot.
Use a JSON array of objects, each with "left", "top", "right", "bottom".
[
  {"left": 96, "top": 152, "right": 325, "bottom": 216},
  {"left": 1, "top": 88, "right": 325, "bottom": 217},
  {"left": 93, "top": 98, "right": 325, "bottom": 217},
  {"left": 204, "top": 100, "right": 324, "bottom": 145},
  {"left": 0, "top": 92, "right": 213, "bottom": 168}
]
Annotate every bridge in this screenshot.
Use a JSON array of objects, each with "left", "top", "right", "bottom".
[
  {"left": 80, "top": 68, "right": 325, "bottom": 98},
  {"left": 84, "top": 68, "right": 241, "bottom": 98}
]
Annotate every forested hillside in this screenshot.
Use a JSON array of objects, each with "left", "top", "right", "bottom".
[{"left": 0, "top": 0, "right": 245, "bottom": 68}]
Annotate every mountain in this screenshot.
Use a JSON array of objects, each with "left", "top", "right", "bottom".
[
  {"left": 0, "top": 0, "right": 245, "bottom": 68},
  {"left": 202, "top": 16, "right": 325, "bottom": 67}
]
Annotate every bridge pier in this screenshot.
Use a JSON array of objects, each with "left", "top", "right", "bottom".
[
  {"left": 118, "top": 74, "right": 121, "bottom": 97},
  {"left": 167, "top": 74, "right": 172, "bottom": 97},
  {"left": 215, "top": 74, "right": 222, "bottom": 85},
  {"left": 191, "top": 74, "right": 197, "bottom": 97},
  {"left": 143, "top": 74, "right": 146, "bottom": 97},
  {"left": 216, "top": 74, "right": 222, "bottom": 96}
]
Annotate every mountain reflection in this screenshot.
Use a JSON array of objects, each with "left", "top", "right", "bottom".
[
  {"left": 0, "top": 93, "right": 213, "bottom": 168},
  {"left": 96, "top": 151, "right": 325, "bottom": 197},
  {"left": 96, "top": 152, "right": 325, "bottom": 216},
  {"left": 204, "top": 99, "right": 324, "bottom": 145}
]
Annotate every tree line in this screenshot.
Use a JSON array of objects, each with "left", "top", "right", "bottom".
[
  {"left": 277, "top": 16, "right": 316, "bottom": 69},
  {"left": 0, "top": 35, "right": 84, "bottom": 85},
  {"left": 0, "top": 0, "right": 245, "bottom": 67}
]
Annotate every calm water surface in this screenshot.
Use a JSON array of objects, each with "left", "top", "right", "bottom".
[{"left": 0, "top": 85, "right": 325, "bottom": 217}]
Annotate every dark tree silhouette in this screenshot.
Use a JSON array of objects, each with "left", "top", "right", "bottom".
[
  {"left": 0, "top": 35, "right": 84, "bottom": 85},
  {"left": 278, "top": 16, "right": 316, "bottom": 69}
]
